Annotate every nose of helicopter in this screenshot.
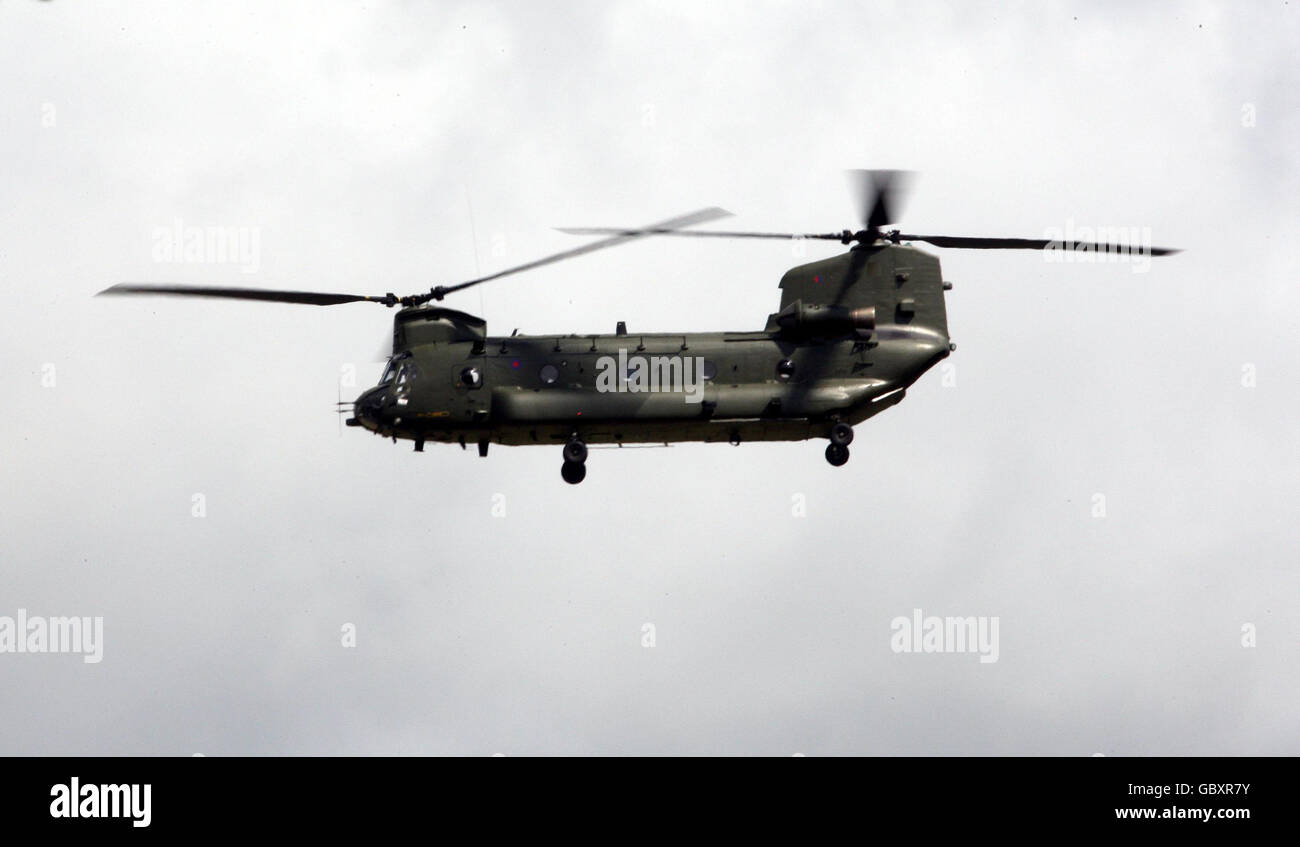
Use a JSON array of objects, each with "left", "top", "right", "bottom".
[{"left": 350, "top": 387, "right": 386, "bottom": 432}]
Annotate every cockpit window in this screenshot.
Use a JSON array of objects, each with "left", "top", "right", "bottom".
[{"left": 380, "top": 354, "right": 411, "bottom": 385}]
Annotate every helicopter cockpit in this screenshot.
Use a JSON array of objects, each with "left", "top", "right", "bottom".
[
  {"left": 352, "top": 353, "right": 412, "bottom": 432},
  {"left": 379, "top": 352, "right": 414, "bottom": 386}
]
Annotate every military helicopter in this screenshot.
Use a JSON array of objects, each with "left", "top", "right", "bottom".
[{"left": 99, "top": 171, "right": 1178, "bottom": 483}]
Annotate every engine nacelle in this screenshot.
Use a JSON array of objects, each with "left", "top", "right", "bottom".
[{"left": 767, "top": 300, "right": 876, "bottom": 337}]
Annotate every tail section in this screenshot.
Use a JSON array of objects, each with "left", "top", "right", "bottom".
[{"left": 775, "top": 243, "right": 949, "bottom": 340}]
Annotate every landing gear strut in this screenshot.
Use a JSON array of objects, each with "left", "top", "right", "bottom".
[{"left": 562, "top": 435, "right": 588, "bottom": 484}]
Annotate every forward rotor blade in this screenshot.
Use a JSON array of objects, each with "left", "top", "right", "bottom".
[
  {"left": 96, "top": 284, "right": 395, "bottom": 306},
  {"left": 895, "top": 234, "right": 1181, "bottom": 256},
  {"left": 436, "top": 207, "right": 733, "bottom": 297},
  {"left": 847, "top": 169, "right": 913, "bottom": 230}
]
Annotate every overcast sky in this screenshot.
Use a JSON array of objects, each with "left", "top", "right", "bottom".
[{"left": 1, "top": 0, "right": 1296, "bottom": 755}]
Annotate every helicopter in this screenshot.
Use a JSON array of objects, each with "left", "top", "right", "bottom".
[{"left": 99, "top": 171, "right": 1179, "bottom": 484}]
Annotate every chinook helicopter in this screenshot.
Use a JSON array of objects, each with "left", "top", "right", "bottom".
[{"left": 99, "top": 171, "right": 1178, "bottom": 483}]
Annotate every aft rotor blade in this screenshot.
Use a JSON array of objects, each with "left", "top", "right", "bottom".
[
  {"left": 555, "top": 227, "right": 845, "bottom": 241},
  {"left": 847, "top": 169, "right": 913, "bottom": 230},
  {"left": 435, "top": 206, "right": 733, "bottom": 298},
  {"left": 895, "top": 234, "right": 1181, "bottom": 256},
  {"left": 96, "top": 284, "right": 396, "bottom": 306}
]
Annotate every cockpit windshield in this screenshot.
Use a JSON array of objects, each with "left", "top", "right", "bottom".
[{"left": 380, "top": 353, "right": 413, "bottom": 386}]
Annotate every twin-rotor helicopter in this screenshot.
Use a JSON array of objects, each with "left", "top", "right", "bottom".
[{"left": 100, "top": 171, "right": 1178, "bottom": 483}]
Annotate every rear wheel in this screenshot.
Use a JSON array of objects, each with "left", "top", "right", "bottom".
[
  {"left": 561, "top": 460, "right": 587, "bottom": 484},
  {"left": 829, "top": 422, "right": 854, "bottom": 446},
  {"left": 563, "top": 439, "right": 588, "bottom": 464},
  {"left": 825, "top": 443, "right": 850, "bottom": 467}
]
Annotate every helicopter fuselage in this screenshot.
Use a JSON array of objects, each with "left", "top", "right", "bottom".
[{"left": 349, "top": 243, "right": 954, "bottom": 460}]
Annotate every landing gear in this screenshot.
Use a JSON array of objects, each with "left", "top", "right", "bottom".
[
  {"left": 561, "top": 460, "right": 587, "bottom": 484},
  {"left": 825, "top": 442, "right": 850, "bottom": 467},
  {"left": 562, "top": 438, "right": 588, "bottom": 464},
  {"left": 561, "top": 435, "right": 588, "bottom": 484},
  {"left": 829, "top": 422, "right": 854, "bottom": 447}
]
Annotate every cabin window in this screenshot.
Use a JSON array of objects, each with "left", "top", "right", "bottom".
[
  {"left": 539, "top": 364, "right": 559, "bottom": 385},
  {"left": 776, "top": 359, "right": 796, "bottom": 380},
  {"left": 701, "top": 360, "right": 717, "bottom": 380},
  {"left": 459, "top": 366, "right": 483, "bottom": 389}
]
